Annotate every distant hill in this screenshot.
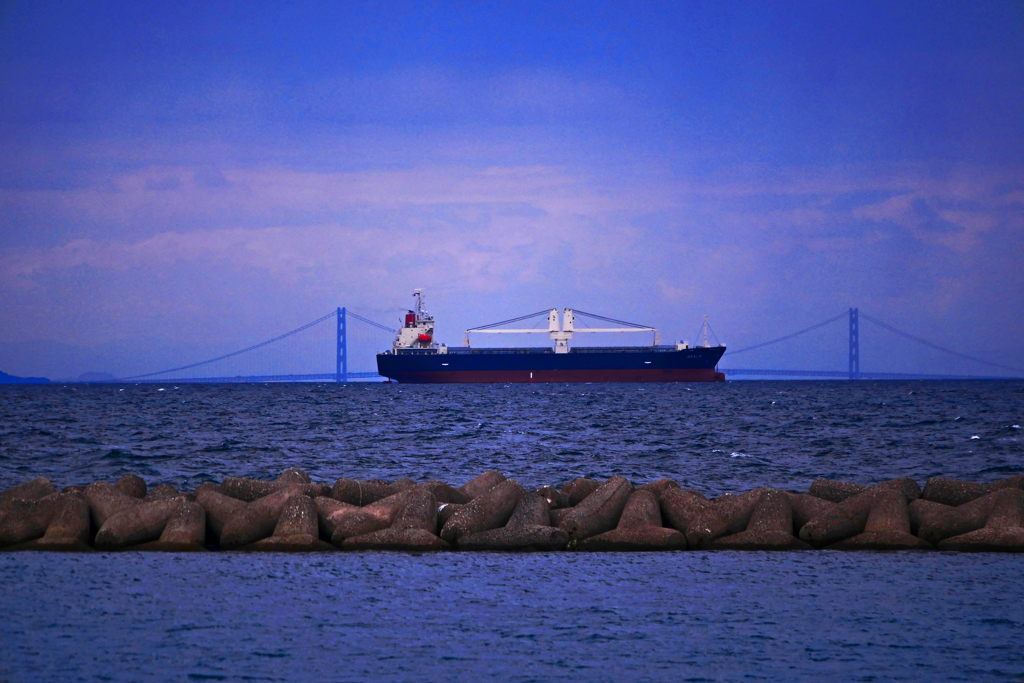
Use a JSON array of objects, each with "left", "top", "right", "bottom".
[{"left": 0, "top": 370, "right": 50, "bottom": 384}]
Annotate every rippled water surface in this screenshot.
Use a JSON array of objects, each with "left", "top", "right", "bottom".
[
  {"left": 2, "top": 381, "right": 1023, "bottom": 492},
  {"left": 3, "top": 551, "right": 1024, "bottom": 682},
  {"left": 1, "top": 381, "right": 1023, "bottom": 681}
]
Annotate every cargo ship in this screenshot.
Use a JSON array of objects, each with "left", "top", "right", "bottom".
[{"left": 376, "top": 290, "right": 726, "bottom": 383}]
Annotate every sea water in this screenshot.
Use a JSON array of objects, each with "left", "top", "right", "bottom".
[{"left": 1, "top": 381, "right": 1022, "bottom": 681}]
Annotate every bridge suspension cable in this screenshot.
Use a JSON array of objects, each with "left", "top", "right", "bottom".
[
  {"left": 347, "top": 310, "right": 398, "bottom": 334},
  {"left": 727, "top": 312, "right": 847, "bottom": 355},
  {"left": 120, "top": 311, "right": 337, "bottom": 380},
  {"left": 859, "top": 312, "right": 1024, "bottom": 374}
]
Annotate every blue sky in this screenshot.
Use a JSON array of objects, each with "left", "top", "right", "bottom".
[{"left": 1, "top": 1, "right": 1022, "bottom": 378}]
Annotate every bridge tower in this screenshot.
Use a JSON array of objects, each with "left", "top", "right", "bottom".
[
  {"left": 848, "top": 307, "right": 860, "bottom": 380},
  {"left": 336, "top": 307, "right": 348, "bottom": 382}
]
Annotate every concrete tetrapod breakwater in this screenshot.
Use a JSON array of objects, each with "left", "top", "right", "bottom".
[{"left": 2, "top": 470, "right": 1024, "bottom": 553}]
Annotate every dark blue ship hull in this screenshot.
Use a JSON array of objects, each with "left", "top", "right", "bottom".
[{"left": 376, "top": 346, "right": 726, "bottom": 383}]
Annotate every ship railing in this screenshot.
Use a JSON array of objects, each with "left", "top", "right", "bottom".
[
  {"left": 570, "top": 345, "right": 710, "bottom": 353},
  {"left": 445, "top": 347, "right": 554, "bottom": 355}
]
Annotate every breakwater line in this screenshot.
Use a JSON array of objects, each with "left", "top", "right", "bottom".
[{"left": 2, "top": 470, "right": 1023, "bottom": 553}]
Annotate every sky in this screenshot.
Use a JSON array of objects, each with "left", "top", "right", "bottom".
[{"left": 1, "top": 0, "right": 1022, "bottom": 379}]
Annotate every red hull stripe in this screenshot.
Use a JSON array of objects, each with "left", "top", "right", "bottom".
[{"left": 385, "top": 369, "right": 726, "bottom": 384}]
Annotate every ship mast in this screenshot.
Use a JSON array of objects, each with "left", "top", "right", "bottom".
[{"left": 413, "top": 288, "right": 426, "bottom": 320}]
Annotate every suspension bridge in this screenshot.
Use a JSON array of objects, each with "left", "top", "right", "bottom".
[
  {"left": 117, "top": 308, "right": 393, "bottom": 384},
  {"left": 113, "top": 306, "right": 1022, "bottom": 383},
  {"left": 719, "top": 308, "right": 1022, "bottom": 380}
]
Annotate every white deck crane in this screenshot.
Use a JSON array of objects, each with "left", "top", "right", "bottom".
[{"left": 466, "top": 308, "right": 658, "bottom": 353}]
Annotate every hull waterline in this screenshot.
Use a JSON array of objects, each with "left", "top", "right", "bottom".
[{"left": 381, "top": 368, "right": 725, "bottom": 383}]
